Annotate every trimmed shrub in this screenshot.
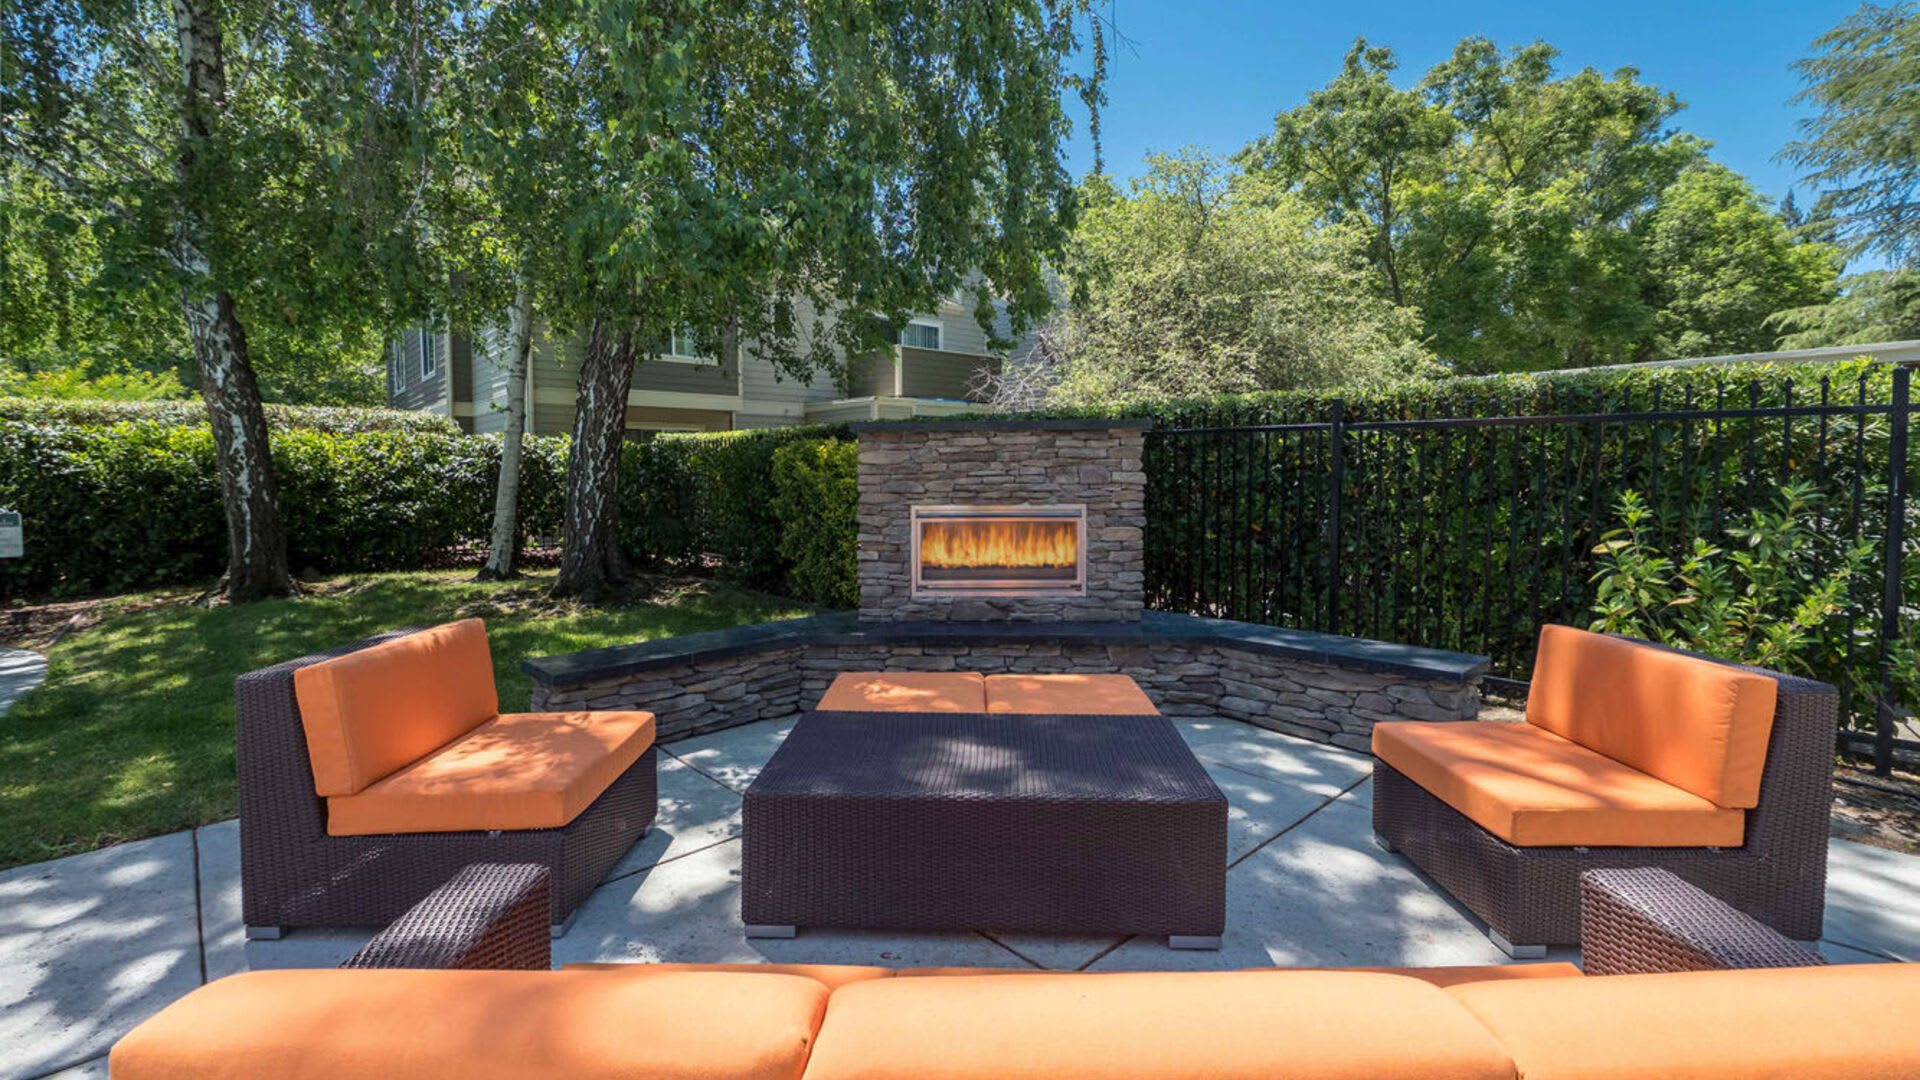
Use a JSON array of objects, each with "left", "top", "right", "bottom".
[
  {"left": 771, "top": 438, "right": 859, "bottom": 607},
  {"left": 0, "top": 397, "right": 461, "bottom": 434},
  {"left": 619, "top": 424, "right": 850, "bottom": 588}
]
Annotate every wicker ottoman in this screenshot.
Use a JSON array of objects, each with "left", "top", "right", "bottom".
[{"left": 741, "top": 710, "right": 1228, "bottom": 948}]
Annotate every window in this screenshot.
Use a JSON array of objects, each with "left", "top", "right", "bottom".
[
  {"left": 899, "top": 320, "right": 942, "bottom": 351},
  {"left": 662, "top": 326, "right": 719, "bottom": 365},
  {"left": 389, "top": 341, "right": 404, "bottom": 394},
  {"left": 418, "top": 327, "right": 439, "bottom": 378}
]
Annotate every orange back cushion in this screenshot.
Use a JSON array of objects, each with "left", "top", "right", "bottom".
[
  {"left": 803, "top": 971, "right": 1517, "bottom": 1080},
  {"left": 1448, "top": 962, "right": 1920, "bottom": 1080},
  {"left": 293, "top": 619, "right": 499, "bottom": 796},
  {"left": 1525, "top": 625, "right": 1777, "bottom": 808}
]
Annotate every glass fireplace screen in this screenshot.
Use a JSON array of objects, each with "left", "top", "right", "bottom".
[{"left": 910, "top": 504, "right": 1087, "bottom": 597}]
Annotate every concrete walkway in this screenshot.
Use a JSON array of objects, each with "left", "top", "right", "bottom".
[
  {"left": 0, "top": 648, "right": 47, "bottom": 718},
  {"left": 3, "top": 716, "right": 1917, "bottom": 1080}
]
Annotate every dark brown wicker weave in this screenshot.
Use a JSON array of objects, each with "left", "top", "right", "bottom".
[
  {"left": 343, "top": 863, "right": 553, "bottom": 970},
  {"left": 742, "top": 710, "right": 1228, "bottom": 945},
  {"left": 1373, "top": 638, "right": 1836, "bottom": 953},
  {"left": 237, "top": 628, "right": 657, "bottom": 936},
  {"left": 1579, "top": 867, "right": 1827, "bottom": 975}
]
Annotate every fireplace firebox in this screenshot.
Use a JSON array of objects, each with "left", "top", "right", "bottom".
[{"left": 910, "top": 504, "right": 1087, "bottom": 598}]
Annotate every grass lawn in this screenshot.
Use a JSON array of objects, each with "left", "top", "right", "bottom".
[{"left": 0, "top": 569, "right": 810, "bottom": 870}]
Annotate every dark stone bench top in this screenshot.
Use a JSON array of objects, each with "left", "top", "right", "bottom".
[
  {"left": 849, "top": 417, "right": 1152, "bottom": 434},
  {"left": 521, "top": 609, "right": 1489, "bottom": 688}
]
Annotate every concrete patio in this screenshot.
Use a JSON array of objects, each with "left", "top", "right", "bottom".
[{"left": 4, "top": 714, "right": 1917, "bottom": 1080}]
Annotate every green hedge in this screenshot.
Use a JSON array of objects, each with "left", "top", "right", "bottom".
[
  {"left": 771, "top": 438, "right": 860, "bottom": 607},
  {"left": 620, "top": 424, "right": 851, "bottom": 589},
  {"left": 0, "top": 422, "right": 569, "bottom": 594},
  {"left": 0, "top": 416, "right": 850, "bottom": 599},
  {"left": 0, "top": 397, "right": 461, "bottom": 434}
]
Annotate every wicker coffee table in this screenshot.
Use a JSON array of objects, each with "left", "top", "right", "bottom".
[{"left": 741, "top": 710, "right": 1228, "bottom": 948}]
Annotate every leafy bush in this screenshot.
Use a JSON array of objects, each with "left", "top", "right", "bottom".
[
  {"left": 771, "top": 438, "right": 859, "bottom": 607},
  {"left": 1589, "top": 483, "right": 1875, "bottom": 674},
  {"left": 0, "top": 397, "right": 460, "bottom": 434},
  {"left": 0, "top": 365, "right": 191, "bottom": 401}
]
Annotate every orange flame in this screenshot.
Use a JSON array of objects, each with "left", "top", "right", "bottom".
[{"left": 920, "top": 519, "right": 1078, "bottom": 569}]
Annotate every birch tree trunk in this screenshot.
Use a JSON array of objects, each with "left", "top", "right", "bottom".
[
  {"left": 552, "top": 314, "right": 637, "bottom": 599},
  {"left": 477, "top": 278, "right": 534, "bottom": 581},
  {"left": 173, "top": 0, "right": 291, "bottom": 601}
]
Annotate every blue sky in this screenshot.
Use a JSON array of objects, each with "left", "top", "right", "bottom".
[{"left": 1067, "top": 0, "right": 1857, "bottom": 214}]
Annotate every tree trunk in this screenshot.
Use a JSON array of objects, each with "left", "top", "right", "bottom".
[
  {"left": 172, "top": 0, "right": 291, "bottom": 602},
  {"left": 552, "top": 314, "right": 637, "bottom": 600},
  {"left": 476, "top": 277, "right": 534, "bottom": 581}
]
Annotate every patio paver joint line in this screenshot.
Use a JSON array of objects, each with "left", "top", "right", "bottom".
[
  {"left": 1224, "top": 772, "right": 1372, "bottom": 872},
  {"left": 190, "top": 827, "right": 207, "bottom": 987},
  {"left": 20, "top": 1049, "right": 108, "bottom": 1080}
]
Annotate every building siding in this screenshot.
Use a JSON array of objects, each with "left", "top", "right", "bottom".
[{"left": 388, "top": 327, "right": 447, "bottom": 413}]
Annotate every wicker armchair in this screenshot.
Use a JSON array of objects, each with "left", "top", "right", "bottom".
[
  {"left": 237, "top": 628, "right": 657, "bottom": 938},
  {"left": 1374, "top": 636, "right": 1835, "bottom": 955}
]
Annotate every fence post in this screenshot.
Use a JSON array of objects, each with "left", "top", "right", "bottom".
[
  {"left": 1326, "top": 398, "right": 1345, "bottom": 635},
  {"left": 1875, "top": 362, "right": 1912, "bottom": 776}
]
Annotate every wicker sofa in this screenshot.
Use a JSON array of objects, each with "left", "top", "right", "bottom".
[
  {"left": 236, "top": 620, "right": 658, "bottom": 937},
  {"left": 112, "top": 863, "right": 1918, "bottom": 1079},
  {"left": 1372, "top": 625, "right": 1836, "bottom": 955}
]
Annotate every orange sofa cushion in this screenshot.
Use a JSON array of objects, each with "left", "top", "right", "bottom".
[
  {"left": 984, "top": 674, "right": 1160, "bottom": 715},
  {"left": 293, "top": 619, "right": 499, "bottom": 796},
  {"left": 1450, "top": 962, "right": 1920, "bottom": 1080},
  {"left": 817, "top": 672, "right": 986, "bottom": 712},
  {"left": 1335, "top": 962, "right": 1584, "bottom": 989},
  {"left": 109, "top": 968, "right": 828, "bottom": 1080},
  {"left": 562, "top": 962, "right": 894, "bottom": 990},
  {"left": 1374, "top": 720, "right": 1745, "bottom": 847},
  {"left": 1526, "top": 625, "right": 1777, "bottom": 808},
  {"left": 326, "top": 710, "right": 655, "bottom": 835},
  {"left": 803, "top": 971, "right": 1516, "bottom": 1080}
]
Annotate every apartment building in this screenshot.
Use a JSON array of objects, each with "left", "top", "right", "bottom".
[{"left": 387, "top": 297, "right": 1023, "bottom": 435}]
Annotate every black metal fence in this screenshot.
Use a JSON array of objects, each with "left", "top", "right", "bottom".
[{"left": 1145, "top": 363, "right": 1916, "bottom": 773}]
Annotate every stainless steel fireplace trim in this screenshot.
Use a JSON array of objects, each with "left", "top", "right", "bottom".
[{"left": 909, "top": 503, "right": 1089, "bottom": 598}]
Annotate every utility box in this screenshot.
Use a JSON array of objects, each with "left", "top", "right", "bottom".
[{"left": 0, "top": 511, "right": 21, "bottom": 559}]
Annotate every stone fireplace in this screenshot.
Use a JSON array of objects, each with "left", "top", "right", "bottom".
[{"left": 855, "top": 419, "right": 1148, "bottom": 622}]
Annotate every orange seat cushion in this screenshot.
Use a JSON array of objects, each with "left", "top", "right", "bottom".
[
  {"left": 1374, "top": 720, "right": 1745, "bottom": 847},
  {"left": 326, "top": 711, "right": 655, "bottom": 835},
  {"left": 1527, "top": 625, "right": 1778, "bottom": 808},
  {"left": 562, "top": 962, "right": 894, "bottom": 990},
  {"left": 984, "top": 674, "right": 1160, "bottom": 715},
  {"left": 803, "top": 971, "right": 1516, "bottom": 1080},
  {"left": 293, "top": 619, "right": 500, "bottom": 796},
  {"left": 1449, "top": 962, "right": 1920, "bottom": 1080},
  {"left": 817, "top": 672, "right": 986, "bottom": 712},
  {"left": 110, "top": 968, "right": 828, "bottom": 1080}
]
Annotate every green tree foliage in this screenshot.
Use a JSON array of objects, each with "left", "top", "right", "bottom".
[
  {"left": 1241, "top": 37, "right": 1838, "bottom": 373},
  {"left": 3, "top": 1, "right": 442, "bottom": 598},
  {"left": 424, "top": 0, "right": 1104, "bottom": 599},
  {"left": 1642, "top": 164, "right": 1840, "bottom": 358},
  {"left": 1771, "top": 268, "right": 1920, "bottom": 347},
  {"left": 1783, "top": 3, "right": 1920, "bottom": 265},
  {"left": 988, "top": 152, "right": 1438, "bottom": 407}
]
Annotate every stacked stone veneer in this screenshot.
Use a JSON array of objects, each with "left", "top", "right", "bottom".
[
  {"left": 530, "top": 638, "right": 1480, "bottom": 753},
  {"left": 856, "top": 421, "right": 1146, "bottom": 622}
]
